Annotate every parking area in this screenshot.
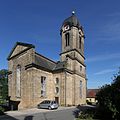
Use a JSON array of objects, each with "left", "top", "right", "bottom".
[{"left": 4, "top": 106, "right": 75, "bottom": 117}]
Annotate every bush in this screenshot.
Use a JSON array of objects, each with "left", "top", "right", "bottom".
[
  {"left": 96, "top": 69, "right": 120, "bottom": 120},
  {"left": 79, "top": 111, "right": 93, "bottom": 119},
  {"left": 0, "top": 106, "right": 5, "bottom": 115},
  {"left": 77, "top": 106, "right": 97, "bottom": 120}
]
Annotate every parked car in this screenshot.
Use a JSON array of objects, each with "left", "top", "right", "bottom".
[{"left": 37, "top": 100, "right": 58, "bottom": 110}]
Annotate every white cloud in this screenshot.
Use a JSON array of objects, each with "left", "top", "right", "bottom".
[
  {"left": 86, "top": 53, "right": 120, "bottom": 62},
  {"left": 94, "top": 69, "right": 116, "bottom": 75}
]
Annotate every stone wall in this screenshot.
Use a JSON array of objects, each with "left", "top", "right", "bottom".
[{"left": 8, "top": 46, "right": 35, "bottom": 109}]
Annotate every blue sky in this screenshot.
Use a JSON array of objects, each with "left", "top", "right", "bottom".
[{"left": 0, "top": 0, "right": 120, "bottom": 88}]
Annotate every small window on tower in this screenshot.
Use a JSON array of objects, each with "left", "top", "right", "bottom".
[
  {"left": 80, "top": 66, "right": 82, "bottom": 71},
  {"left": 65, "top": 33, "right": 70, "bottom": 46},
  {"left": 79, "top": 36, "right": 81, "bottom": 49},
  {"left": 56, "top": 78, "right": 59, "bottom": 85},
  {"left": 80, "top": 80, "right": 82, "bottom": 98}
]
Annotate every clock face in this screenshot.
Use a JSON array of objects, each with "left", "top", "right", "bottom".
[{"left": 64, "top": 25, "right": 69, "bottom": 31}]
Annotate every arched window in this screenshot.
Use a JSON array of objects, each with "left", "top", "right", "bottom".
[
  {"left": 56, "top": 87, "right": 59, "bottom": 95},
  {"left": 80, "top": 80, "right": 82, "bottom": 98},
  {"left": 56, "top": 78, "right": 59, "bottom": 85},
  {"left": 79, "top": 36, "right": 81, "bottom": 49},
  {"left": 16, "top": 65, "right": 21, "bottom": 97},
  {"left": 41, "top": 76, "right": 46, "bottom": 97},
  {"left": 80, "top": 65, "right": 82, "bottom": 71},
  {"left": 65, "top": 33, "right": 70, "bottom": 46}
]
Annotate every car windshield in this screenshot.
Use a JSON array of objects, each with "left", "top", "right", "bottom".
[
  {"left": 51, "top": 101, "right": 56, "bottom": 104},
  {"left": 46, "top": 101, "right": 50, "bottom": 104},
  {"left": 40, "top": 101, "right": 45, "bottom": 104}
]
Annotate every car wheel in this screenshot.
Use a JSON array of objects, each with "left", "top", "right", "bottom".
[{"left": 48, "top": 106, "right": 51, "bottom": 110}]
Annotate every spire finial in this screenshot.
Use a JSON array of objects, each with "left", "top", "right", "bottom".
[{"left": 72, "top": 11, "right": 75, "bottom": 15}]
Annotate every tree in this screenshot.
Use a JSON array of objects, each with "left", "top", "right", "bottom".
[
  {"left": 0, "top": 69, "right": 8, "bottom": 99},
  {"left": 96, "top": 68, "right": 120, "bottom": 120}
]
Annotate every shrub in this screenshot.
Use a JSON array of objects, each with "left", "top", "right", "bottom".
[
  {"left": 96, "top": 69, "right": 120, "bottom": 120},
  {"left": 0, "top": 106, "right": 5, "bottom": 115}
]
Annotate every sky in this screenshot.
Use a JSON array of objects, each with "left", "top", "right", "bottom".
[{"left": 0, "top": 0, "right": 120, "bottom": 89}]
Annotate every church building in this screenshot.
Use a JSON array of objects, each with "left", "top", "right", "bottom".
[{"left": 7, "top": 12, "right": 87, "bottom": 110}]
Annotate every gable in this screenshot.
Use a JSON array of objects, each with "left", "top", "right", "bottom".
[
  {"left": 10, "top": 45, "right": 28, "bottom": 58},
  {"left": 7, "top": 42, "right": 35, "bottom": 60}
]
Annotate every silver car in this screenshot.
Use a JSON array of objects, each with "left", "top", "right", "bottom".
[{"left": 37, "top": 100, "right": 58, "bottom": 110}]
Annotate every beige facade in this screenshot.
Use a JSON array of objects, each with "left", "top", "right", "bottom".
[{"left": 8, "top": 13, "right": 87, "bottom": 110}]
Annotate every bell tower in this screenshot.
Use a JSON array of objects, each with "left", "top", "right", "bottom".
[
  {"left": 60, "top": 12, "right": 86, "bottom": 105},
  {"left": 60, "top": 11, "right": 85, "bottom": 63}
]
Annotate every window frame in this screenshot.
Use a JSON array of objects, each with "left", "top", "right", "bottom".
[
  {"left": 55, "top": 86, "right": 59, "bottom": 95},
  {"left": 80, "top": 65, "right": 82, "bottom": 72},
  {"left": 65, "top": 33, "right": 70, "bottom": 46},
  {"left": 56, "top": 78, "right": 59, "bottom": 85},
  {"left": 16, "top": 65, "right": 21, "bottom": 98},
  {"left": 41, "top": 76, "right": 46, "bottom": 97},
  {"left": 79, "top": 36, "right": 82, "bottom": 49},
  {"left": 80, "top": 80, "right": 82, "bottom": 98}
]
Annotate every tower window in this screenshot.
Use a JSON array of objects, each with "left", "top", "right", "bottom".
[
  {"left": 80, "top": 80, "right": 82, "bottom": 98},
  {"left": 79, "top": 36, "right": 81, "bottom": 49},
  {"left": 56, "top": 78, "right": 59, "bottom": 85},
  {"left": 65, "top": 33, "right": 70, "bottom": 46},
  {"left": 80, "top": 65, "right": 82, "bottom": 71}
]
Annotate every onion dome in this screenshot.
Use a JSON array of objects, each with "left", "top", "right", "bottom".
[{"left": 62, "top": 11, "right": 81, "bottom": 28}]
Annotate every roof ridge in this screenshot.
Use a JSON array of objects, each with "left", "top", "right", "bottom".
[{"left": 16, "top": 42, "right": 35, "bottom": 48}]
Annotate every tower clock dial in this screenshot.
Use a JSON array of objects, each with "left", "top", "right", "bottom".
[{"left": 64, "top": 25, "right": 70, "bottom": 31}]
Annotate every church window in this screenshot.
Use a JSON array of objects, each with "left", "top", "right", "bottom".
[
  {"left": 79, "top": 36, "right": 81, "bottom": 49},
  {"left": 16, "top": 65, "right": 21, "bottom": 98},
  {"left": 56, "top": 78, "right": 59, "bottom": 85},
  {"left": 80, "top": 65, "right": 82, "bottom": 71},
  {"left": 65, "top": 33, "right": 70, "bottom": 46},
  {"left": 55, "top": 87, "right": 59, "bottom": 95},
  {"left": 41, "top": 76, "right": 46, "bottom": 97},
  {"left": 55, "top": 78, "right": 60, "bottom": 95},
  {"left": 80, "top": 80, "right": 82, "bottom": 98}
]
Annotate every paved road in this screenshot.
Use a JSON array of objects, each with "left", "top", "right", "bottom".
[{"left": 0, "top": 107, "right": 78, "bottom": 120}]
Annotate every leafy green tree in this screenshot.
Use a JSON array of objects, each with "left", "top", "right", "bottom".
[
  {"left": 96, "top": 68, "right": 120, "bottom": 120},
  {"left": 0, "top": 69, "right": 8, "bottom": 99}
]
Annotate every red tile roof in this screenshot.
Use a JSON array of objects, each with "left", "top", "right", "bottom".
[{"left": 87, "top": 89, "right": 99, "bottom": 98}]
